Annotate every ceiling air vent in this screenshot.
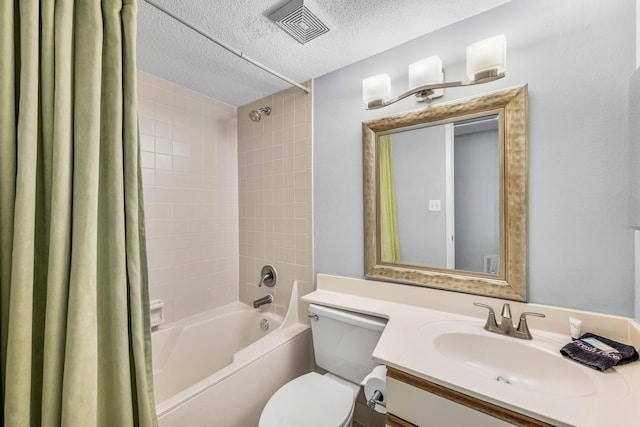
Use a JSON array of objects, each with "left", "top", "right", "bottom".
[{"left": 267, "top": 0, "right": 331, "bottom": 45}]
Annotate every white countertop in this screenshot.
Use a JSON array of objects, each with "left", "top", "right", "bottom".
[{"left": 302, "top": 276, "right": 640, "bottom": 427}]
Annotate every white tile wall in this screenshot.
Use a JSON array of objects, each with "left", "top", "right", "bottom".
[
  {"left": 237, "top": 83, "right": 314, "bottom": 316},
  {"left": 138, "top": 71, "right": 239, "bottom": 323}
]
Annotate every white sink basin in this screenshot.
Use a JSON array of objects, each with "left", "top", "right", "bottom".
[
  {"left": 434, "top": 331, "right": 595, "bottom": 397},
  {"left": 418, "top": 320, "right": 629, "bottom": 399}
]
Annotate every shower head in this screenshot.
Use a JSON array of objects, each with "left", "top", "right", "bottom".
[
  {"left": 249, "top": 110, "right": 261, "bottom": 122},
  {"left": 249, "top": 107, "right": 271, "bottom": 122}
]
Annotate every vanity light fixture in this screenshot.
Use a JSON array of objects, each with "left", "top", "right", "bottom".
[{"left": 362, "top": 35, "right": 507, "bottom": 110}]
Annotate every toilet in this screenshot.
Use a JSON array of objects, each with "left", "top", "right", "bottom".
[{"left": 259, "top": 304, "right": 387, "bottom": 427}]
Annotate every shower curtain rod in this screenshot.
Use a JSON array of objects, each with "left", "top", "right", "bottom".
[{"left": 141, "top": 0, "right": 310, "bottom": 94}]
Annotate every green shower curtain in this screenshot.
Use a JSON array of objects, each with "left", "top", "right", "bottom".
[
  {"left": 379, "top": 135, "right": 401, "bottom": 263},
  {"left": 0, "top": 0, "right": 157, "bottom": 426}
]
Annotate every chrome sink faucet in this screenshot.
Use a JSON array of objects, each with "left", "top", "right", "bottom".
[{"left": 473, "top": 302, "right": 545, "bottom": 340}]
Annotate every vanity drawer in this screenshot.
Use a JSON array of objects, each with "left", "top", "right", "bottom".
[{"left": 386, "top": 367, "right": 554, "bottom": 427}]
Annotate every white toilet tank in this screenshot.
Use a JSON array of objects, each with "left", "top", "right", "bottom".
[{"left": 309, "top": 304, "right": 387, "bottom": 384}]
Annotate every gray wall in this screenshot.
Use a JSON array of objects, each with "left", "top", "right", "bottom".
[
  {"left": 629, "top": 67, "right": 640, "bottom": 321},
  {"left": 629, "top": 0, "right": 640, "bottom": 321},
  {"left": 314, "top": 0, "right": 636, "bottom": 316}
]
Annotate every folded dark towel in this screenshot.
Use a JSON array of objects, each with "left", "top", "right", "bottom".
[{"left": 560, "top": 333, "right": 639, "bottom": 371}]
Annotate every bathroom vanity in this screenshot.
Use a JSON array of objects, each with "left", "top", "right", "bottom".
[{"left": 302, "top": 274, "right": 640, "bottom": 427}]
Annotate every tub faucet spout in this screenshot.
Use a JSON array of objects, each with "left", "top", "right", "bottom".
[{"left": 253, "top": 294, "right": 273, "bottom": 309}]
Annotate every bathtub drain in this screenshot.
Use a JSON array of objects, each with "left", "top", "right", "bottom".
[{"left": 260, "top": 318, "right": 269, "bottom": 331}]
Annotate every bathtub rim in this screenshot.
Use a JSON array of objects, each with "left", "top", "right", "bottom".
[{"left": 151, "top": 300, "right": 282, "bottom": 335}]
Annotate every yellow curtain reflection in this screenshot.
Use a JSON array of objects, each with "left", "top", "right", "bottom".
[{"left": 379, "top": 135, "right": 401, "bottom": 263}]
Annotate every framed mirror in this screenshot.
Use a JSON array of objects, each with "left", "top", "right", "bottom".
[{"left": 363, "top": 85, "right": 528, "bottom": 301}]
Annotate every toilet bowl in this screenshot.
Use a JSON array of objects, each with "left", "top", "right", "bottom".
[
  {"left": 259, "top": 372, "right": 360, "bottom": 427},
  {"left": 259, "top": 304, "right": 387, "bottom": 427}
]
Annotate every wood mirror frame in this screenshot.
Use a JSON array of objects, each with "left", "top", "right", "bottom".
[{"left": 363, "top": 85, "right": 528, "bottom": 301}]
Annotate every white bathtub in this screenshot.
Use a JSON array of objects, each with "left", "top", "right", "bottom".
[{"left": 152, "top": 284, "right": 312, "bottom": 426}]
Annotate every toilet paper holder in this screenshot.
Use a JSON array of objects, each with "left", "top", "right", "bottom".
[
  {"left": 367, "top": 389, "right": 386, "bottom": 410},
  {"left": 362, "top": 365, "right": 388, "bottom": 414}
]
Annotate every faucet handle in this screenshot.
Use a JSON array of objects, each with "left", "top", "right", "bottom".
[
  {"left": 520, "top": 311, "right": 545, "bottom": 319},
  {"left": 473, "top": 302, "right": 499, "bottom": 331},
  {"left": 473, "top": 302, "right": 495, "bottom": 314},
  {"left": 259, "top": 265, "right": 277, "bottom": 287},
  {"left": 516, "top": 312, "right": 546, "bottom": 339},
  {"left": 473, "top": 302, "right": 494, "bottom": 313}
]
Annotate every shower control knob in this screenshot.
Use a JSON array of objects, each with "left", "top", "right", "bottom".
[{"left": 259, "top": 265, "right": 277, "bottom": 287}]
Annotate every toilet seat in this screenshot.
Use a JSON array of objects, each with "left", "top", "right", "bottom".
[{"left": 259, "top": 372, "right": 355, "bottom": 427}]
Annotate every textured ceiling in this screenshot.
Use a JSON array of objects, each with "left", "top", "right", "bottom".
[{"left": 136, "top": 0, "right": 510, "bottom": 107}]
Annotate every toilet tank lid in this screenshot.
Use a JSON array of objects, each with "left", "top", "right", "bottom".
[{"left": 309, "top": 304, "right": 387, "bottom": 332}]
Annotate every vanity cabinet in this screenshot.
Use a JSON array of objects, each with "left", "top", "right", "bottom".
[{"left": 385, "top": 367, "right": 554, "bottom": 427}]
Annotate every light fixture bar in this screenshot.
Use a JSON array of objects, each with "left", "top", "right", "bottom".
[
  {"left": 365, "top": 69, "right": 504, "bottom": 110},
  {"left": 363, "top": 35, "right": 507, "bottom": 110}
]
